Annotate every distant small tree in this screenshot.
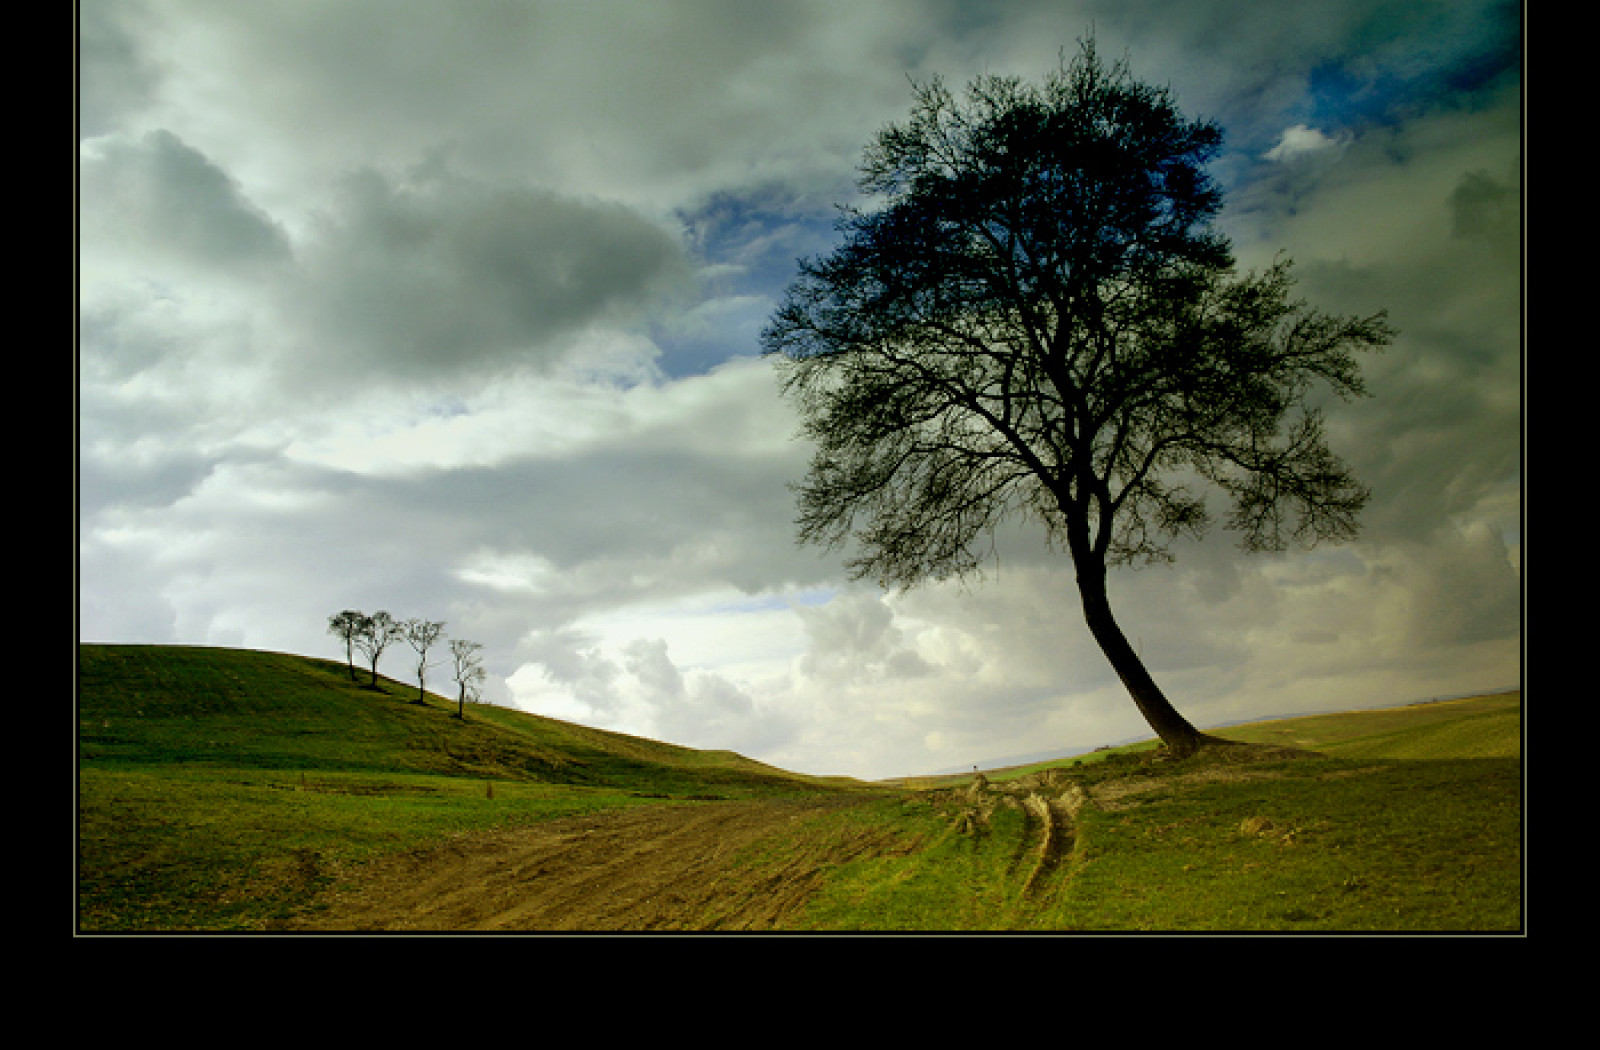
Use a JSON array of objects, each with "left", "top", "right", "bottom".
[
  {"left": 449, "top": 639, "right": 487, "bottom": 720},
  {"left": 402, "top": 618, "right": 448, "bottom": 705},
  {"left": 353, "top": 610, "right": 402, "bottom": 689},
  {"left": 327, "top": 609, "right": 366, "bottom": 680}
]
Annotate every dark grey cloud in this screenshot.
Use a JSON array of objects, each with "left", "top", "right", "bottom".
[
  {"left": 281, "top": 167, "right": 690, "bottom": 384},
  {"left": 1450, "top": 168, "right": 1519, "bottom": 259},
  {"left": 78, "top": 1, "right": 164, "bottom": 138},
  {"left": 79, "top": 129, "right": 292, "bottom": 274}
]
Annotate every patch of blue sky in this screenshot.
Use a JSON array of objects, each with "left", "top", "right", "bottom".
[
  {"left": 654, "top": 187, "right": 846, "bottom": 379},
  {"left": 705, "top": 587, "right": 836, "bottom": 617},
  {"left": 1212, "top": 1, "right": 1518, "bottom": 211},
  {"left": 1303, "top": 1, "right": 1520, "bottom": 134},
  {"left": 680, "top": 187, "right": 845, "bottom": 292}
]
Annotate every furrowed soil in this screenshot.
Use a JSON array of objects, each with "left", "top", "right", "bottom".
[
  {"left": 276, "top": 744, "right": 1307, "bottom": 933},
  {"left": 281, "top": 793, "right": 905, "bottom": 932}
]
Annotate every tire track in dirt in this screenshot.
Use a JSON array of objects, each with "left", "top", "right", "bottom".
[
  {"left": 283, "top": 794, "right": 900, "bottom": 932},
  {"left": 942, "top": 773, "right": 1088, "bottom": 900}
]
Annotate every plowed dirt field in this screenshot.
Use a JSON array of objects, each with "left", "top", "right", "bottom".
[{"left": 282, "top": 794, "right": 907, "bottom": 932}]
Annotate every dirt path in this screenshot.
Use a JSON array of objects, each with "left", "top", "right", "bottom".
[
  {"left": 282, "top": 794, "right": 901, "bottom": 932},
  {"left": 280, "top": 743, "right": 1321, "bottom": 933}
]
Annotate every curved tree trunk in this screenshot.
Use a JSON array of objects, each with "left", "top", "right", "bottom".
[{"left": 1075, "top": 563, "right": 1205, "bottom": 757}]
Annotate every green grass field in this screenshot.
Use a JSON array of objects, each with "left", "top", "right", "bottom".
[
  {"left": 76, "top": 644, "right": 1522, "bottom": 933},
  {"left": 794, "top": 751, "right": 1520, "bottom": 931},
  {"left": 76, "top": 644, "right": 854, "bottom": 930},
  {"left": 789, "top": 692, "right": 1522, "bottom": 931}
]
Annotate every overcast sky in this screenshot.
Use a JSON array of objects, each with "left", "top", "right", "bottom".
[{"left": 78, "top": 0, "right": 1522, "bottom": 780}]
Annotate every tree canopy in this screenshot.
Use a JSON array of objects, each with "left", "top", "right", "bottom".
[{"left": 762, "top": 40, "right": 1393, "bottom": 755}]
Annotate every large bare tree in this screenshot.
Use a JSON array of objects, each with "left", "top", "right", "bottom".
[{"left": 762, "top": 41, "right": 1393, "bottom": 757}]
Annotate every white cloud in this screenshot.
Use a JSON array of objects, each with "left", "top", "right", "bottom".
[{"left": 1263, "top": 123, "right": 1351, "bottom": 162}]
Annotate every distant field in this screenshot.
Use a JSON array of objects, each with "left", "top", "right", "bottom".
[
  {"left": 898, "top": 690, "right": 1521, "bottom": 790},
  {"left": 1213, "top": 692, "right": 1521, "bottom": 759}
]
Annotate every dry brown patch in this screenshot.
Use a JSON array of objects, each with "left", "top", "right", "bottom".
[{"left": 280, "top": 795, "right": 905, "bottom": 932}]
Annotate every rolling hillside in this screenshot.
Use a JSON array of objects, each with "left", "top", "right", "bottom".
[
  {"left": 76, "top": 643, "right": 874, "bottom": 931},
  {"left": 77, "top": 643, "right": 849, "bottom": 796}
]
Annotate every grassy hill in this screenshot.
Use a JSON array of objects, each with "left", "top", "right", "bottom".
[
  {"left": 1209, "top": 692, "right": 1521, "bottom": 760},
  {"left": 896, "top": 690, "right": 1523, "bottom": 790},
  {"left": 76, "top": 643, "right": 865, "bottom": 931},
  {"left": 79, "top": 644, "right": 847, "bottom": 793},
  {"left": 76, "top": 644, "right": 1522, "bottom": 933}
]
